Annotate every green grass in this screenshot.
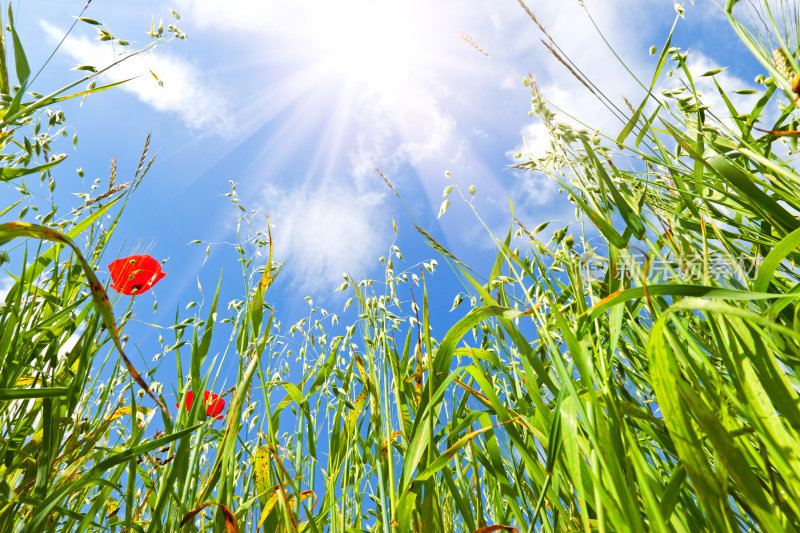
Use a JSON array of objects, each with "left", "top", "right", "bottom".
[{"left": 2, "top": 1, "right": 800, "bottom": 531}]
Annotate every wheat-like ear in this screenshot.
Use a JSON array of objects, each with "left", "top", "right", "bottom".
[
  {"left": 773, "top": 47, "right": 794, "bottom": 81},
  {"left": 459, "top": 33, "right": 490, "bottom": 59},
  {"left": 541, "top": 39, "right": 599, "bottom": 100}
]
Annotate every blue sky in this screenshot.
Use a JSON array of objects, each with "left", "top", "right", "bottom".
[{"left": 1, "top": 1, "right": 765, "bottom": 398}]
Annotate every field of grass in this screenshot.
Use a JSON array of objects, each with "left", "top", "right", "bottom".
[{"left": 1, "top": 1, "right": 800, "bottom": 531}]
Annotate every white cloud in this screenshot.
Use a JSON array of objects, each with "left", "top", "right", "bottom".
[
  {"left": 496, "top": 1, "right": 658, "bottom": 204},
  {"left": 171, "top": 0, "right": 750, "bottom": 258},
  {"left": 513, "top": 49, "right": 759, "bottom": 161},
  {"left": 40, "top": 21, "right": 231, "bottom": 133},
  {"left": 348, "top": 90, "right": 459, "bottom": 184},
  {"left": 504, "top": 1, "right": 765, "bottom": 214},
  {"left": 170, "top": 0, "right": 512, "bottom": 264},
  {"left": 516, "top": 120, "right": 554, "bottom": 162},
  {"left": 0, "top": 275, "right": 13, "bottom": 303},
  {"left": 260, "top": 183, "right": 388, "bottom": 293},
  {"left": 171, "top": 0, "right": 523, "bottom": 186}
]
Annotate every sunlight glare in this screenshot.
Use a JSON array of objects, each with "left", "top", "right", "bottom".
[{"left": 305, "top": 1, "right": 428, "bottom": 94}]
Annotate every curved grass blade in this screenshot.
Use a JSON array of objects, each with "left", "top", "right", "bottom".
[{"left": 0, "top": 221, "right": 170, "bottom": 416}]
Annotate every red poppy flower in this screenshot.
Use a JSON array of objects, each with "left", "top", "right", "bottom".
[
  {"left": 175, "top": 390, "right": 225, "bottom": 420},
  {"left": 108, "top": 255, "right": 166, "bottom": 295}
]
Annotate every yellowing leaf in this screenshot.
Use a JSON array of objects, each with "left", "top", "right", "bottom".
[{"left": 106, "top": 405, "right": 153, "bottom": 423}]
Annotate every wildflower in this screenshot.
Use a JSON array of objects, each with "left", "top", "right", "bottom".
[
  {"left": 108, "top": 255, "right": 166, "bottom": 295},
  {"left": 175, "top": 390, "right": 225, "bottom": 420}
]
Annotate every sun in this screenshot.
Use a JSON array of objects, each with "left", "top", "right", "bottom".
[
  {"left": 295, "top": 1, "right": 433, "bottom": 95},
  {"left": 235, "top": 0, "right": 472, "bottom": 195}
]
